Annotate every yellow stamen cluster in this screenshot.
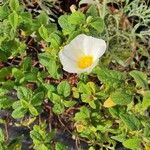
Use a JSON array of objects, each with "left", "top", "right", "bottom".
[{"left": 78, "top": 55, "right": 93, "bottom": 69}]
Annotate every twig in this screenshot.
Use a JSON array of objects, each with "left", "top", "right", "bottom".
[
  {"left": 75, "top": 137, "right": 81, "bottom": 150},
  {"left": 48, "top": 107, "right": 52, "bottom": 132}
]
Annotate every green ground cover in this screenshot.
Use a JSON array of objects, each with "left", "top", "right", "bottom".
[{"left": 0, "top": 0, "right": 150, "bottom": 149}]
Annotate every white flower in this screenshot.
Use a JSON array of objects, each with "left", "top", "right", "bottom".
[{"left": 59, "top": 34, "right": 106, "bottom": 74}]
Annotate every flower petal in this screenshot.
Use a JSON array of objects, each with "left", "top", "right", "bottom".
[
  {"left": 83, "top": 35, "right": 106, "bottom": 61},
  {"left": 62, "top": 34, "right": 88, "bottom": 60},
  {"left": 59, "top": 50, "right": 79, "bottom": 73}
]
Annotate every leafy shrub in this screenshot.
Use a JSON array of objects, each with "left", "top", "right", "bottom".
[{"left": 0, "top": 0, "right": 150, "bottom": 149}]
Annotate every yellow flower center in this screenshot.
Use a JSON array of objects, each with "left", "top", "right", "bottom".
[{"left": 78, "top": 55, "right": 93, "bottom": 69}]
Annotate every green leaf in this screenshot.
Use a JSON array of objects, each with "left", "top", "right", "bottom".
[
  {"left": 77, "top": 82, "right": 91, "bottom": 94},
  {"left": 58, "top": 15, "right": 76, "bottom": 34},
  {"left": 111, "top": 134, "right": 126, "bottom": 143},
  {"left": 22, "top": 73, "right": 37, "bottom": 82},
  {"left": 17, "top": 86, "right": 32, "bottom": 101},
  {"left": 8, "top": 11, "right": 19, "bottom": 29},
  {"left": 40, "top": 144, "right": 48, "bottom": 150},
  {"left": 21, "top": 99, "right": 29, "bottom": 108},
  {"left": 0, "top": 128, "right": 4, "bottom": 142},
  {"left": 12, "top": 107, "right": 27, "bottom": 118},
  {"left": 123, "top": 138, "right": 141, "bottom": 150},
  {"left": 49, "top": 32, "right": 62, "bottom": 49},
  {"left": 12, "top": 101, "right": 21, "bottom": 109},
  {"left": 20, "top": 12, "right": 33, "bottom": 32},
  {"left": 9, "top": 0, "right": 19, "bottom": 11},
  {"left": 38, "top": 53, "right": 60, "bottom": 79},
  {"left": 57, "top": 81, "right": 71, "bottom": 97},
  {"left": 129, "top": 70, "right": 148, "bottom": 89},
  {"left": 0, "top": 96, "right": 13, "bottom": 109},
  {"left": 86, "top": 5, "right": 99, "bottom": 17},
  {"left": 89, "top": 100, "right": 97, "bottom": 109},
  {"left": 38, "top": 11, "right": 48, "bottom": 25},
  {"left": 39, "top": 25, "right": 50, "bottom": 42},
  {"left": 142, "top": 91, "right": 150, "bottom": 111},
  {"left": 89, "top": 17, "right": 104, "bottom": 33},
  {"left": 144, "top": 124, "right": 150, "bottom": 137},
  {"left": 50, "top": 93, "right": 61, "bottom": 103},
  {"left": 81, "top": 94, "right": 94, "bottom": 103},
  {"left": 111, "top": 90, "right": 133, "bottom": 105},
  {"left": 52, "top": 103, "right": 65, "bottom": 114},
  {"left": 89, "top": 147, "right": 95, "bottom": 150},
  {"left": 0, "top": 67, "right": 12, "bottom": 82},
  {"left": 38, "top": 53, "right": 51, "bottom": 66},
  {"left": 44, "top": 84, "right": 55, "bottom": 91},
  {"left": 46, "top": 60, "right": 60, "bottom": 79},
  {"left": 93, "top": 67, "right": 126, "bottom": 88},
  {"left": 119, "top": 113, "right": 141, "bottom": 130},
  {"left": 68, "top": 30, "right": 81, "bottom": 41},
  {"left": 31, "top": 92, "right": 44, "bottom": 106},
  {"left": 16, "top": 41, "right": 26, "bottom": 54},
  {"left": 109, "top": 107, "right": 121, "bottom": 118},
  {"left": 63, "top": 100, "right": 76, "bottom": 107},
  {"left": 47, "top": 23, "right": 57, "bottom": 34},
  {"left": 0, "top": 88, "right": 8, "bottom": 96},
  {"left": 46, "top": 131, "right": 56, "bottom": 142},
  {"left": 87, "top": 82, "right": 96, "bottom": 93},
  {"left": 30, "top": 130, "right": 43, "bottom": 141},
  {"left": 68, "top": 11, "right": 86, "bottom": 25},
  {"left": 0, "top": 144, "right": 3, "bottom": 150},
  {"left": 29, "top": 105, "right": 39, "bottom": 116},
  {"left": 0, "top": 4, "right": 10, "bottom": 20},
  {"left": 21, "top": 57, "right": 32, "bottom": 71},
  {"left": 12, "top": 68, "right": 24, "bottom": 81},
  {"left": 74, "top": 106, "right": 90, "bottom": 121},
  {"left": 49, "top": 93, "right": 65, "bottom": 113},
  {"left": 55, "top": 142, "right": 67, "bottom": 150},
  {"left": 0, "top": 51, "right": 8, "bottom": 62}
]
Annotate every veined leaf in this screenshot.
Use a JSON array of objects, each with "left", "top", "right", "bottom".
[
  {"left": 142, "top": 91, "right": 150, "bottom": 111},
  {"left": 29, "top": 105, "right": 39, "bottom": 116},
  {"left": 9, "top": 0, "right": 19, "bottom": 11},
  {"left": 74, "top": 106, "right": 90, "bottom": 121},
  {"left": 89, "top": 17, "right": 104, "bottom": 33},
  {"left": 17, "top": 86, "right": 32, "bottom": 101},
  {"left": 21, "top": 99, "right": 29, "bottom": 108},
  {"left": 93, "top": 67, "right": 126, "bottom": 87},
  {"left": 52, "top": 103, "right": 65, "bottom": 114},
  {"left": 39, "top": 25, "right": 50, "bottom": 42},
  {"left": 49, "top": 32, "right": 62, "bottom": 49},
  {"left": 86, "top": 5, "right": 99, "bottom": 17},
  {"left": 129, "top": 70, "right": 148, "bottom": 89},
  {"left": 68, "top": 11, "right": 86, "bottom": 25},
  {"left": 58, "top": 15, "right": 76, "bottom": 34},
  {"left": 12, "top": 107, "right": 27, "bottom": 119},
  {"left": 111, "top": 90, "right": 133, "bottom": 105},
  {"left": 123, "top": 138, "right": 141, "bottom": 150},
  {"left": 8, "top": 11, "right": 19, "bottom": 29},
  {"left": 38, "top": 53, "right": 60, "bottom": 79},
  {"left": 55, "top": 142, "right": 67, "bottom": 150},
  {"left": 120, "top": 113, "right": 141, "bottom": 130},
  {"left": 38, "top": 11, "right": 48, "bottom": 25},
  {"left": 57, "top": 81, "right": 71, "bottom": 97},
  {"left": 0, "top": 96, "right": 13, "bottom": 109},
  {"left": 31, "top": 92, "right": 44, "bottom": 106}
]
